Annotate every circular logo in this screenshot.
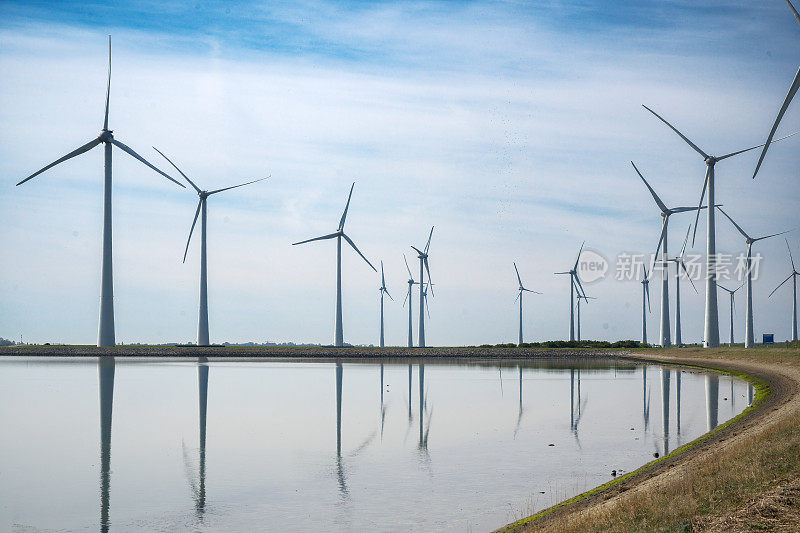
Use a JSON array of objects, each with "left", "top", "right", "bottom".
[{"left": 577, "top": 249, "right": 608, "bottom": 283}]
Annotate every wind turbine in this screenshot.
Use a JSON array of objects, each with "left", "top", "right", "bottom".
[
  {"left": 555, "top": 242, "right": 587, "bottom": 341},
  {"left": 293, "top": 183, "right": 377, "bottom": 347},
  {"left": 752, "top": 0, "right": 800, "bottom": 179},
  {"left": 640, "top": 264, "right": 652, "bottom": 344},
  {"left": 717, "top": 207, "right": 790, "bottom": 348},
  {"left": 402, "top": 254, "right": 419, "bottom": 348},
  {"left": 768, "top": 239, "right": 800, "bottom": 342},
  {"left": 717, "top": 283, "right": 744, "bottom": 346},
  {"left": 154, "top": 148, "right": 267, "bottom": 346},
  {"left": 576, "top": 294, "right": 596, "bottom": 343},
  {"left": 631, "top": 162, "right": 704, "bottom": 347},
  {"left": 667, "top": 225, "right": 698, "bottom": 347},
  {"left": 514, "top": 262, "right": 541, "bottom": 345},
  {"left": 15, "top": 36, "right": 183, "bottom": 347},
  {"left": 641, "top": 104, "right": 796, "bottom": 347},
  {"left": 411, "top": 227, "right": 434, "bottom": 347},
  {"left": 378, "top": 261, "right": 393, "bottom": 347}
]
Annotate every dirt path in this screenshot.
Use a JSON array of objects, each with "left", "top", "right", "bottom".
[{"left": 498, "top": 348, "right": 800, "bottom": 532}]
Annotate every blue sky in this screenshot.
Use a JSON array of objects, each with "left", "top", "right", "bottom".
[{"left": 0, "top": 0, "right": 798, "bottom": 345}]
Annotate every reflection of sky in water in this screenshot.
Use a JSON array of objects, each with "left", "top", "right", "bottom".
[{"left": 0, "top": 358, "right": 750, "bottom": 532}]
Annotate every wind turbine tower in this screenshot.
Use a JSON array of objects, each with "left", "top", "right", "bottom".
[
  {"left": 411, "top": 227, "right": 434, "bottom": 347},
  {"left": 514, "top": 262, "right": 541, "bottom": 345}
]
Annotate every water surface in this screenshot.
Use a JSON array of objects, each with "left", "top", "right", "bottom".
[{"left": 0, "top": 357, "right": 751, "bottom": 532}]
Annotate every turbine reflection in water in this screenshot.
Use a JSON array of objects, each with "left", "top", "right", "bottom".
[
  {"left": 98, "top": 357, "right": 115, "bottom": 533},
  {"left": 706, "top": 374, "right": 719, "bottom": 431}
]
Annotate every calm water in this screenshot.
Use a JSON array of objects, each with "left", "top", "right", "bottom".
[{"left": 0, "top": 357, "right": 750, "bottom": 532}]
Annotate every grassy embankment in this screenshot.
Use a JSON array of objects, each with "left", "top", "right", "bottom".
[{"left": 500, "top": 345, "right": 800, "bottom": 533}]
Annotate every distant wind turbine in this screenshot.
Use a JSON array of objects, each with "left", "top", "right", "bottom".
[
  {"left": 411, "top": 227, "right": 434, "bottom": 347},
  {"left": 768, "top": 239, "right": 800, "bottom": 342},
  {"left": 154, "top": 148, "right": 267, "bottom": 346},
  {"left": 293, "top": 183, "right": 377, "bottom": 347},
  {"left": 717, "top": 283, "right": 744, "bottom": 346},
  {"left": 576, "top": 294, "right": 596, "bottom": 342},
  {"left": 752, "top": 0, "right": 800, "bottom": 179},
  {"left": 716, "top": 207, "right": 790, "bottom": 348},
  {"left": 378, "top": 261, "right": 393, "bottom": 347},
  {"left": 555, "top": 242, "right": 587, "bottom": 341},
  {"left": 642, "top": 104, "right": 796, "bottom": 347},
  {"left": 631, "top": 161, "right": 704, "bottom": 347},
  {"left": 667, "top": 225, "right": 698, "bottom": 347},
  {"left": 514, "top": 262, "right": 541, "bottom": 345},
  {"left": 640, "top": 264, "right": 652, "bottom": 344},
  {"left": 402, "top": 254, "right": 419, "bottom": 348},
  {"left": 16, "top": 36, "right": 184, "bottom": 347}
]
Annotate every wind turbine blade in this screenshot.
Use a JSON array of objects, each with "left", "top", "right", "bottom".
[
  {"left": 292, "top": 232, "right": 339, "bottom": 246},
  {"left": 768, "top": 273, "right": 793, "bottom": 298},
  {"left": 16, "top": 137, "right": 102, "bottom": 186},
  {"left": 104, "top": 35, "right": 111, "bottom": 131},
  {"left": 680, "top": 260, "right": 699, "bottom": 294},
  {"left": 630, "top": 162, "right": 669, "bottom": 213},
  {"left": 515, "top": 291, "right": 521, "bottom": 302},
  {"left": 573, "top": 273, "right": 587, "bottom": 300},
  {"left": 338, "top": 182, "right": 355, "bottom": 231},
  {"left": 207, "top": 176, "right": 269, "bottom": 195},
  {"left": 386, "top": 289, "right": 394, "bottom": 301},
  {"left": 523, "top": 288, "right": 542, "bottom": 294},
  {"left": 403, "top": 287, "right": 410, "bottom": 307},
  {"left": 342, "top": 233, "right": 377, "bottom": 272},
  {"left": 152, "top": 147, "right": 202, "bottom": 193},
  {"left": 753, "top": 68, "right": 800, "bottom": 179},
  {"left": 717, "top": 284, "right": 731, "bottom": 294},
  {"left": 423, "top": 257, "right": 433, "bottom": 296},
  {"left": 642, "top": 105, "right": 709, "bottom": 159},
  {"left": 788, "top": 0, "right": 800, "bottom": 25},
  {"left": 404, "top": 254, "right": 413, "bottom": 279},
  {"left": 691, "top": 166, "right": 711, "bottom": 247},
  {"left": 670, "top": 206, "right": 706, "bottom": 214},
  {"left": 424, "top": 290, "right": 431, "bottom": 319},
  {"left": 573, "top": 241, "right": 585, "bottom": 272},
  {"left": 718, "top": 131, "right": 798, "bottom": 161},
  {"left": 183, "top": 199, "right": 202, "bottom": 263},
  {"left": 514, "top": 262, "right": 523, "bottom": 287},
  {"left": 410, "top": 245, "right": 424, "bottom": 256},
  {"left": 753, "top": 229, "right": 791, "bottom": 242},
  {"left": 424, "top": 226, "right": 434, "bottom": 254},
  {"left": 554, "top": 271, "right": 570, "bottom": 275},
  {"left": 653, "top": 219, "right": 669, "bottom": 264},
  {"left": 716, "top": 207, "right": 750, "bottom": 241},
  {"left": 381, "top": 261, "right": 386, "bottom": 288},
  {"left": 645, "top": 282, "right": 651, "bottom": 312},
  {"left": 680, "top": 224, "right": 691, "bottom": 256},
  {"left": 787, "top": 238, "right": 796, "bottom": 272},
  {"left": 111, "top": 139, "right": 184, "bottom": 187}
]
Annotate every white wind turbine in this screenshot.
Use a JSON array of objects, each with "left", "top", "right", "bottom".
[
  {"left": 153, "top": 148, "right": 267, "bottom": 346},
  {"left": 642, "top": 104, "right": 796, "bottom": 347},
  {"left": 667, "top": 225, "right": 698, "bottom": 347},
  {"left": 753, "top": 0, "right": 800, "bottom": 179},
  {"left": 640, "top": 264, "right": 652, "bottom": 344},
  {"left": 514, "top": 262, "right": 541, "bottom": 345},
  {"left": 716, "top": 207, "right": 790, "bottom": 348},
  {"left": 411, "top": 227, "right": 434, "bottom": 347},
  {"left": 717, "top": 283, "right": 744, "bottom": 346},
  {"left": 293, "top": 183, "right": 376, "bottom": 347},
  {"left": 402, "top": 254, "right": 420, "bottom": 348},
  {"left": 768, "top": 239, "right": 800, "bottom": 342},
  {"left": 631, "top": 161, "right": 704, "bottom": 347},
  {"left": 576, "top": 294, "right": 596, "bottom": 342},
  {"left": 555, "top": 242, "right": 587, "bottom": 341},
  {"left": 15, "top": 36, "right": 184, "bottom": 347},
  {"left": 378, "top": 261, "right": 393, "bottom": 347}
]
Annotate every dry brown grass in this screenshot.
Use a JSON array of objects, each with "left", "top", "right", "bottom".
[{"left": 506, "top": 346, "right": 800, "bottom": 533}]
